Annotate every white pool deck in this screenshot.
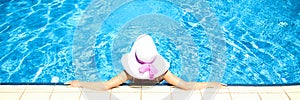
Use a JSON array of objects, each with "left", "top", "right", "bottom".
[{"left": 0, "top": 85, "right": 299, "bottom": 100}]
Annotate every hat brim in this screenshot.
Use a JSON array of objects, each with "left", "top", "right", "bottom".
[{"left": 121, "top": 52, "right": 170, "bottom": 79}]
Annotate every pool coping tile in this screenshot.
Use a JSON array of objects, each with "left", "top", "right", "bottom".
[
  {"left": 0, "top": 85, "right": 27, "bottom": 93},
  {"left": 282, "top": 85, "right": 300, "bottom": 93},
  {"left": 259, "top": 93, "right": 290, "bottom": 100},
  {"left": 111, "top": 86, "right": 141, "bottom": 93},
  {"left": 170, "top": 87, "right": 201, "bottom": 93},
  {"left": 172, "top": 92, "right": 202, "bottom": 100},
  {"left": 20, "top": 92, "right": 52, "bottom": 100},
  {"left": 142, "top": 92, "right": 172, "bottom": 100},
  {"left": 255, "top": 86, "right": 285, "bottom": 93},
  {"left": 50, "top": 92, "right": 81, "bottom": 100},
  {"left": 80, "top": 92, "right": 111, "bottom": 100},
  {"left": 201, "top": 92, "right": 232, "bottom": 100},
  {"left": 52, "top": 85, "right": 82, "bottom": 93},
  {"left": 24, "top": 85, "right": 54, "bottom": 93},
  {"left": 230, "top": 93, "right": 260, "bottom": 100},
  {"left": 200, "top": 87, "right": 230, "bottom": 93},
  {"left": 111, "top": 92, "right": 140, "bottom": 100},
  {"left": 0, "top": 92, "right": 23, "bottom": 100},
  {"left": 142, "top": 86, "right": 171, "bottom": 93},
  {"left": 286, "top": 93, "right": 300, "bottom": 100}
]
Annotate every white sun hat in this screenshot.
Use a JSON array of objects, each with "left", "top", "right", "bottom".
[{"left": 121, "top": 34, "right": 170, "bottom": 80}]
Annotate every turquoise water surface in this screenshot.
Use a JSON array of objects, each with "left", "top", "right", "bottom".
[{"left": 0, "top": 0, "right": 299, "bottom": 85}]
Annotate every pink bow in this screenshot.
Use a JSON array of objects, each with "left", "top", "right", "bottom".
[{"left": 139, "top": 64, "right": 158, "bottom": 80}]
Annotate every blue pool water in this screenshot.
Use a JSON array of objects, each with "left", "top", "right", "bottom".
[{"left": 0, "top": 0, "right": 299, "bottom": 85}]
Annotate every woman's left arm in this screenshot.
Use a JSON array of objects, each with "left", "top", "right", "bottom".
[
  {"left": 66, "top": 71, "right": 130, "bottom": 91},
  {"left": 163, "top": 71, "right": 226, "bottom": 90}
]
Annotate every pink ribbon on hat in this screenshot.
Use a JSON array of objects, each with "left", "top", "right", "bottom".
[{"left": 135, "top": 53, "right": 158, "bottom": 80}]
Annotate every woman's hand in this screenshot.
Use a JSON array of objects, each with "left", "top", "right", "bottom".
[
  {"left": 193, "top": 82, "right": 227, "bottom": 90},
  {"left": 207, "top": 82, "right": 227, "bottom": 88},
  {"left": 65, "top": 80, "right": 81, "bottom": 87},
  {"left": 65, "top": 80, "right": 109, "bottom": 91}
]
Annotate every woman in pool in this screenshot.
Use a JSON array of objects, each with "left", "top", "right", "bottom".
[{"left": 67, "top": 34, "right": 225, "bottom": 91}]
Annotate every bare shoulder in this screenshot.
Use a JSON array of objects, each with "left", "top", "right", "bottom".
[
  {"left": 122, "top": 70, "right": 133, "bottom": 80},
  {"left": 163, "top": 70, "right": 176, "bottom": 79}
]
